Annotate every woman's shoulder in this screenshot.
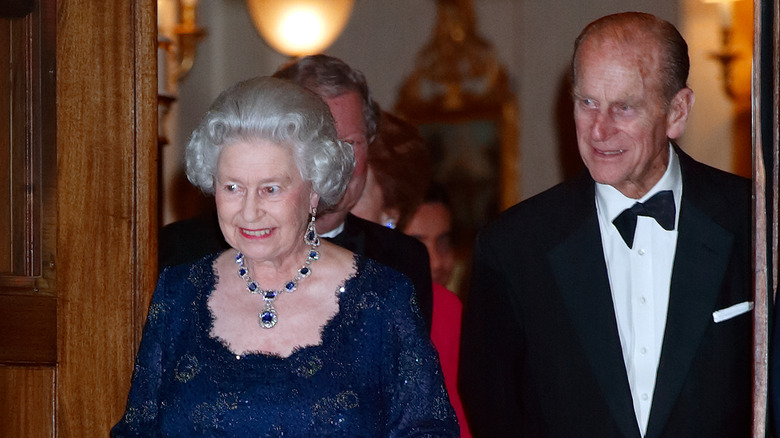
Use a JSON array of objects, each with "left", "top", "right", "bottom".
[
  {"left": 346, "top": 255, "right": 418, "bottom": 320},
  {"left": 314, "top": 241, "right": 411, "bottom": 293},
  {"left": 162, "top": 251, "right": 211, "bottom": 275},
  {"left": 354, "top": 255, "right": 413, "bottom": 291},
  {"left": 153, "top": 253, "right": 218, "bottom": 305}
]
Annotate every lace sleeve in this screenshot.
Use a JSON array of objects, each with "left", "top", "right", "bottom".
[
  {"left": 379, "top": 273, "right": 460, "bottom": 437},
  {"left": 111, "top": 268, "right": 178, "bottom": 437}
]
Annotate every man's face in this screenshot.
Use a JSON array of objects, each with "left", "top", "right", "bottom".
[
  {"left": 573, "top": 39, "right": 678, "bottom": 199},
  {"left": 324, "top": 91, "right": 369, "bottom": 214}
]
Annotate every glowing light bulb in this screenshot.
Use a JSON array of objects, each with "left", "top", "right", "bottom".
[
  {"left": 246, "top": 0, "right": 355, "bottom": 57},
  {"left": 278, "top": 8, "right": 326, "bottom": 54}
]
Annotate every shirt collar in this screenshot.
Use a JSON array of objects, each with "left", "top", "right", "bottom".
[
  {"left": 595, "top": 143, "right": 683, "bottom": 226},
  {"left": 318, "top": 220, "right": 345, "bottom": 238}
]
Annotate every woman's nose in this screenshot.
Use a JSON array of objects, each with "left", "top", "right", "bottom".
[{"left": 242, "top": 190, "right": 264, "bottom": 222}]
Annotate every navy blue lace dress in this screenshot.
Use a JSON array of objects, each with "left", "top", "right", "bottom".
[{"left": 111, "top": 254, "right": 458, "bottom": 437}]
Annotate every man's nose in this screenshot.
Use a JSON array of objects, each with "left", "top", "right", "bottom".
[{"left": 591, "top": 111, "right": 616, "bottom": 141}]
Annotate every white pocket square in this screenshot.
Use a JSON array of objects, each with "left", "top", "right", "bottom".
[{"left": 712, "top": 301, "right": 754, "bottom": 323}]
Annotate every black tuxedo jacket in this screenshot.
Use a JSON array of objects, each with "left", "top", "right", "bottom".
[
  {"left": 159, "top": 212, "right": 434, "bottom": 331},
  {"left": 459, "top": 148, "right": 752, "bottom": 437},
  {"left": 158, "top": 209, "right": 230, "bottom": 271}
]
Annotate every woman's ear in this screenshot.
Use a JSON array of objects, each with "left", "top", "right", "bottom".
[{"left": 310, "top": 192, "right": 320, "bottom": 213}]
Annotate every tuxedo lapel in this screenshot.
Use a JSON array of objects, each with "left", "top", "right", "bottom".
[
  {"left": 548, "top": 184, "right": 642, "bottom": 438},
  {"left": 644, "top": 154, "right": 735, "bottom": 438}
]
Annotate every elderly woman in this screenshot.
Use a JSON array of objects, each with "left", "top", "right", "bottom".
[{"left": 112, "top": 77, "right": 458, "bottom": 436}]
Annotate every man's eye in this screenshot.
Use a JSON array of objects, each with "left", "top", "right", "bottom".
[
  {"left": 225, "top": 183, "right": 238, "bottom": 192},
  {"left": 263, "top": 185, "right": 280, "bottom": 194},
  {"left": 612, "top": 104, "right": 634, "bottom": 116}
]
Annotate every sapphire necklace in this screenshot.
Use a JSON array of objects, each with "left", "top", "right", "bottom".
[{"left": 236, "top": 241, "right": 320, "bottom": 329}]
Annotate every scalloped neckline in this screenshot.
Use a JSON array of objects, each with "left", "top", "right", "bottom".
[{"left": 202, "top": 253, "right": 361, "bottom": 361}]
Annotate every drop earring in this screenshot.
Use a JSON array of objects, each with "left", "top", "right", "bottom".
[{"left": 304, "top": 207, "right": 320, "bottom": 246}]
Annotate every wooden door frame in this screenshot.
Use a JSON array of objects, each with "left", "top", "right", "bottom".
[
  {"left": 753, "top": 0, "right": 778, "bottom": 436},
  {"left": 56, "top": 0, "right": 157, "bottom": 435}
]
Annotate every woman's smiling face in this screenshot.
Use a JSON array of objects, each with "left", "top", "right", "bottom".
[{"left": 215, "top": 139, "right": 318, "bottom": 266}]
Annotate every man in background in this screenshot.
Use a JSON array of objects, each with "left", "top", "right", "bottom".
[{"left": 273, "top": 55, "right": 434, "bottom": 330}]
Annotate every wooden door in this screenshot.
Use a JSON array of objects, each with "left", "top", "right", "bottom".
[
  {"left": 0, "top": 1, "right": 59, "bottom": 435},
  {"left": 0, "top": 0, "right": 158, "bottom": 436}
]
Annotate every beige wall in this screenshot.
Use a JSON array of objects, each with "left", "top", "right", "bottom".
[
  {"left": 160, "top": 0, "right": 747, "bottom": 225},
  {"left": 682, "top": 0, "right": 753, "bottom": 178}
]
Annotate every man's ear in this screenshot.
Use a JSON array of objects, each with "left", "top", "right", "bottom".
[{"left": 666, "top": 87, "right": 694, "bottom": 140}]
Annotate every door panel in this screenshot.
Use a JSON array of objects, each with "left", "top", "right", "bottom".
[
  {"left": 0, "top": 367, "right": 55, "bottom": 437},
  {"left": 0, "top": 4, "right": 58, "bottom": 437}
]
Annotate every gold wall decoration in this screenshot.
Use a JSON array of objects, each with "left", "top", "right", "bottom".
[
  {"left": 157, "top": 0, "right": 207, "bottom": 147},
  {"left": 395, "top": 0, "right": 519, "bottom": 297},
  {"left": 701, "top": 0, "right": 747, "bottom": 100}
]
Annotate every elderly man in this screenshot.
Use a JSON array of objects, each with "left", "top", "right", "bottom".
[
  {"left": 459, "top": 12, "right": 751, "bottom": 438},
  {"left": 273, "top": 55, "right": 434, "bottom": 330}
]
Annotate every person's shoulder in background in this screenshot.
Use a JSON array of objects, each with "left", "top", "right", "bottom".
[
  {"left": 158, "top": 211, "right": 229, "bottom": 270},
  {"left": 344, "top": 213, "right": 434, "bottom": 330}
]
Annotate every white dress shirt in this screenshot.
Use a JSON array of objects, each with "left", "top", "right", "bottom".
[
  {"left": 318, "top": 221, "right": 345, "bottom": 238},
  {"left": 594, "top": 144, "right": 682, "bottom": 436}
]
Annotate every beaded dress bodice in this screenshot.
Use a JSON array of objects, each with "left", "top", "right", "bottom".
[{"left": 111, "top": 254, "right": 458, "bottom": 437}]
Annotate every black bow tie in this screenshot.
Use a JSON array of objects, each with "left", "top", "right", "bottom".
[{"left": 612, "top": 190, "right": 675, "bottom": 249}]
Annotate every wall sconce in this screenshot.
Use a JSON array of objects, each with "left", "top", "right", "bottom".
[
  {"left": 169, "top": 0, "right": 207, "bottom": 81},
  {"left": 157, "top": 0, "right": 206, "bottom": 90},
  {"left": 702, "top": 0, "right": 741, "bottom": 99},
  {"left": 157, "top": 0, "right": 206, "bottom": 146},
  {"left": 245, "top": 0, "right": 355, "bottom": 57}
]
